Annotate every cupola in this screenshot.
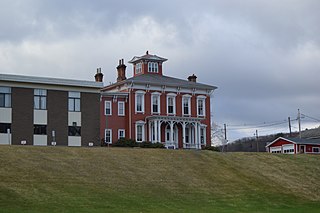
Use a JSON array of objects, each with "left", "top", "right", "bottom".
[{"left": 128, "top": 51, "right": 167, "bottom": 77}]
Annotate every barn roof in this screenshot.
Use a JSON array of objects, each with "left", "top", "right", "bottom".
[{"left": 266, "top": 137, "right": 320, "bottom": 147}]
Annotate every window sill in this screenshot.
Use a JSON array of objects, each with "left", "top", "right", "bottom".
[
  {"left": 135, "top": 111, "right": 145, "bottom": 114},
  {"left": 167, "top": 113, "right": 176, "bottom": 116}
]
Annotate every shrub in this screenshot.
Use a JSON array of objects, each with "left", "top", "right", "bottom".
[
  {"left": 111, "top": 139, "right": 165, "bottom": 148},
  {"left": 139, "top": 141, "right": 165, "bottom": 149},
  {"left": 152, "top": 142, "right": 165, "bottom": 149},
  {"left": 113, "top": 138, "right": 138, "bottom": 147},
  {"left": 204, "top": 146, "right": 220, "bottom": 152}
]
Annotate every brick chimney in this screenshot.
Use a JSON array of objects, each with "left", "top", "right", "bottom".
[
  {"left": 188, "top": 74, "right": 197, "bottom": 82},
  {"left": 94, "top": 68, "right": 103, "bottom": 82},
  {"left": 117, "top": 59, "right": 127, "bottom": 82}
]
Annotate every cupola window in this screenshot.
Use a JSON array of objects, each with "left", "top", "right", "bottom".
[
  {"left": 148, "top": 62, "right": 158, "bottom": 73},
  {"left": 135, "top": 62, "right": 142, "bottom": 74}
]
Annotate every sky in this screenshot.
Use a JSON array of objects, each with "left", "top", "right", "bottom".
[{"left": 1, "top": 0, "right": 320, "bottom": 142}]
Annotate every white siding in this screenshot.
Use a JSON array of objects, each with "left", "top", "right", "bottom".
[
  {"left": 0, "top": 133, "right": 11, "bottom": 145},
  {"left": 68, "top": 136, "right": 81, "bottom": 146},
  {"left": 0, "top": 108, "right": 12, "bottom": 123},
  {"left": 68, "top": 112, "right": 81, "bottom": 126},
  {"left": 33, "top": 135, "right": 47, "bottom": 146},
  {"left": 34, "top": 110, "right": 47, "bottom": 124}
]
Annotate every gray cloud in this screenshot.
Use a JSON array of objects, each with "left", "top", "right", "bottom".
[{"left": 1, "top": 0, "right": 319, "bottom": 141}]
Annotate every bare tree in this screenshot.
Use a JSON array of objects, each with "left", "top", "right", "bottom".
[{"left": 211, "top": 122, "right": 227, "bottom": 149}]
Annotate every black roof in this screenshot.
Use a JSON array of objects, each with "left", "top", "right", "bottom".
[{"left": 119, "top": 73, "right": 217, "bottom": 91}]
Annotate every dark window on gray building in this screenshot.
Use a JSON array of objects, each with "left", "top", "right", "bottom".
[
  {"left": 68, "top": 126, "right": 81, "bottom": 136},
  {"left": 0, "top": 123, "right": 11, "bottom": 133},
  {"left": 34, "top": 125, "right": 47, "bottom": 135}
]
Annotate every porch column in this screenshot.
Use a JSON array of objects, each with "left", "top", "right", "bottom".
[
  {"left": 154, "top": 119, "right": 158, "bottom": 143},
  {"left": 149, "top": 121, "right": 152, "bottom": 142},
  {"left": 197, "top": 122, "right": 201, "bottom": 149},
  {"left": 182, "top": 122, "right": 186, "bottom": 148},
  {"left": 158, "top": 120, "right": 161, "bottom": 143},
  {"left": 170, "top": 121, "right": 174, "bottom": 145},
  {"left": 203, "top": 126, "right": 207, "bottom": 146},
  {"left": 194, "top": 122, "right": 198, "bottom": 149}
]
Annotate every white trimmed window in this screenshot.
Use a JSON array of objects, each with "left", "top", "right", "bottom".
[
  {"left": 135, "top": 91, "right": 145, "bottom": 113},
  {"left": 68, "top": 92, "right": 81, "bottom": 112},
  {"left": 197, "top": 96, "right": 206, "bottom": 117},
  {"left": 167, "top": 93, "right": 176, "bottom": 115},
  {"left": 105, "top": 129, "right": 112, "bottom": 144},
  {"left": 118, "top": 129, "right": 125, "bottom": 139},
  {"left": 182, "top": 95, "right": 191, "bottom": 116},
  {"left": 200, "top": 125, "right": 207, "bottom": 145},
  {"left": 135, "top": 122, "right": 145, "bottom": 142},
  {"left": 105, "top": 101, "right": 112, "bottom": 115},
  {"left": 151, "top": 92, "right": 160, "bottom": 114},
  {"left": 34, "top": 89, "right": 47, "bottom": 110},
  {"left": 118, "top": 101, "right": 125, "bottom": 116},
  {"left": 148, "top": 62, "right": 158, "bottom": 73},
  {"left": 312, "top": 147, "right": 319, "bottom": 153},
  {"left": 135, "top": 62, "right": 142, "bottom": 74},
  {"left": 0, "top": 87, "right": 11, "bottom": 108}
]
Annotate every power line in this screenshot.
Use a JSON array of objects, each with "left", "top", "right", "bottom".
[
  {"left": 227, "top": 119, "right": 287, "bottom": 127},
  {"left": 227, "top": 120, "right": 291, "bottom": 130},
  {"left": 301, "top": 113, "right": 320, "bottom": 122},
  {"left": 215, "top": 111, "right": 319, "bottom": 142}
]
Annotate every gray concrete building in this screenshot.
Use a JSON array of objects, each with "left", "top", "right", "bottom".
[{"left": 0, "top": 72, "right": 103, "bottom": 146}]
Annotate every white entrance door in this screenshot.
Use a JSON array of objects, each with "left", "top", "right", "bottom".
[{"left": 165, "top": 124, "right": 178, "bottom": 149}]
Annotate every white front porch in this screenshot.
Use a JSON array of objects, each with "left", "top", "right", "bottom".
[{"left": 147, "top": 116, "right": 207, "bottom": 149}]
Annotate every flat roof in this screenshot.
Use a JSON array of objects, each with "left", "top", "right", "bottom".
[{"left": 0, "top": 73, "right": 103, "bottom": 88}]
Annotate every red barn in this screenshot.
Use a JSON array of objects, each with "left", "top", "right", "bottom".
[
  {"left": 266, "top": 137, "right": 320, "bottom": 154},
  {"left": 100, "top": 52, "right": 217, "bottom": 149}
]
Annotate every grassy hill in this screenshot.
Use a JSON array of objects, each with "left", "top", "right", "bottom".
[{"left": 0, "top": 146, "right": 320, "bottom": 213}]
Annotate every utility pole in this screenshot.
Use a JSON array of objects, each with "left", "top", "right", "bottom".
[
  {"left": 288, "top": 117, "right": 292, "bottom": 137},
  {"left": 255, "top": 129, "right": 259, "bottom": 152},
  {"left": 298, "top": 109, "right": 302, "bottom": 139},
  {"left": 224, "top": 124, "right": 227, "bottom": 152}
]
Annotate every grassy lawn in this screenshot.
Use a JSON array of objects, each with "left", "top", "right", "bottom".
[{"left": 0, "top": 146, "right": 320, "bottom": 212}]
